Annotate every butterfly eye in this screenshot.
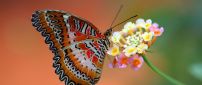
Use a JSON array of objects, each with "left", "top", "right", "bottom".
[{"left": 104, "top": 28, "right": 112, "bottom": 38}]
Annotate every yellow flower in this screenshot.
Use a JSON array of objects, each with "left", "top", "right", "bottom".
[
  {"left": 145, "top": 19, "right": 152, "bottom": 31},
  {"left": 137, "top": 43, "right": 148, "bottom": 54},
  {"left": 107, "top": 45, "right": 120, "bottom": 56},
  {"left": 123, "top": 45, "right": 137, "bottom": 57},
  {"left": 135, "top": 18, "right": 152, "bottom": 32},
  {"left": 142, "top": 32, "right": 154, "bottom": 41},
  {"left": 122, "top": 22, "right": 136, "bottom": 35},
  {"left": 136, "top": 18, "right": 146, "bottom": 29},
  {"left": 111, "top": 32, "right": 122, "bottom": 43}
]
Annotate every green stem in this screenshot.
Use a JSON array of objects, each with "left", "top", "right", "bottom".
[{"left": 142, "top": 55, "right": 184, "bottom": 85}]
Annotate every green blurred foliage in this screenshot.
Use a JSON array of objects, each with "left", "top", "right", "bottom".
[{"left": 142, "top": 0, "right": 202, "bottom": 84}]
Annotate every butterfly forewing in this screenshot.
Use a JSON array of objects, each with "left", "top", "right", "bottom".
[{"left": 31, "top": 10, "right": 109, "bottom": 85}]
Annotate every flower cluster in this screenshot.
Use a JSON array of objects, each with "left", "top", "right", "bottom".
[{"left": 107, "top": 18, "right": 164, "bottom": 71}]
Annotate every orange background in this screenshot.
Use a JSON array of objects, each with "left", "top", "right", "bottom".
[{"left": 1, "top": 0, "right": 202, "bottom": 85}]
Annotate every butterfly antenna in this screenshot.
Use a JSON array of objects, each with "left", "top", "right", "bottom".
[
  {"left": 109, "top": 4, "right": 123, "bottom": 28},
  {"left": 105, "top": 5, "right": 123, "bottom": 65},
  {"left": 111, "top": 15, "right": 138, "bottom": 29}
]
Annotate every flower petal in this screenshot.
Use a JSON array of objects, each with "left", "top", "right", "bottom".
[
  {"left": 111, "top": 32, "right": 122, "bottom": 43},
  {"left": 108, "top": 56, "right": 119, "bottom": 68},
  {"left": 136, "top": 18, "right": 145, "bottom": 24},
  {"left": 122, "top": 22, "right": 136, "bottom": 35},
  {"left": 130, "top": 55, "right": 144, "bottom": 71},
  {"left": 153, "top": 23, "right": 159, "bottom": 28},
  {"left": 146, "top": 19, "right": 152, "bottom": 24},
  {"left": 118, "top": 53, "right": 129, "bottom": 67},
  {"left": 137, "top": 43, "right": 148, "bottom": 54},
  {"left": 107, "top": 45, "right": 120, "bottom": 56},
  {"left": 142, "top": 32, "right": 154, "bottom": 41},
  {"left": 123, "top": 45, "right": 137, "bottom": 57}
]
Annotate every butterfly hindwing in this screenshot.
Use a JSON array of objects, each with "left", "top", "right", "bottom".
[{"left": 31, "top": 10, "right": 109, "bottom": 85}]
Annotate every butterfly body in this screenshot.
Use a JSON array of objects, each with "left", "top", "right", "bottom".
[{"left": 31, "top": 10, "right": 111, "bottom": 85}]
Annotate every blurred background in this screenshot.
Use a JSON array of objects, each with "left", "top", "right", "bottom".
[{"left": 1, "top": 0, "right": 202, "bottom": 85}]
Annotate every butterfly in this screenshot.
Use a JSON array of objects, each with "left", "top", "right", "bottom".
[{"left": 31, "top": 10, "right": 112, "bottom": 85}]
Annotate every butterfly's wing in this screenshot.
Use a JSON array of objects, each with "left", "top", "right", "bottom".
[{"left": 31, "top": 10, "right": 109, "bottom": 85}]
